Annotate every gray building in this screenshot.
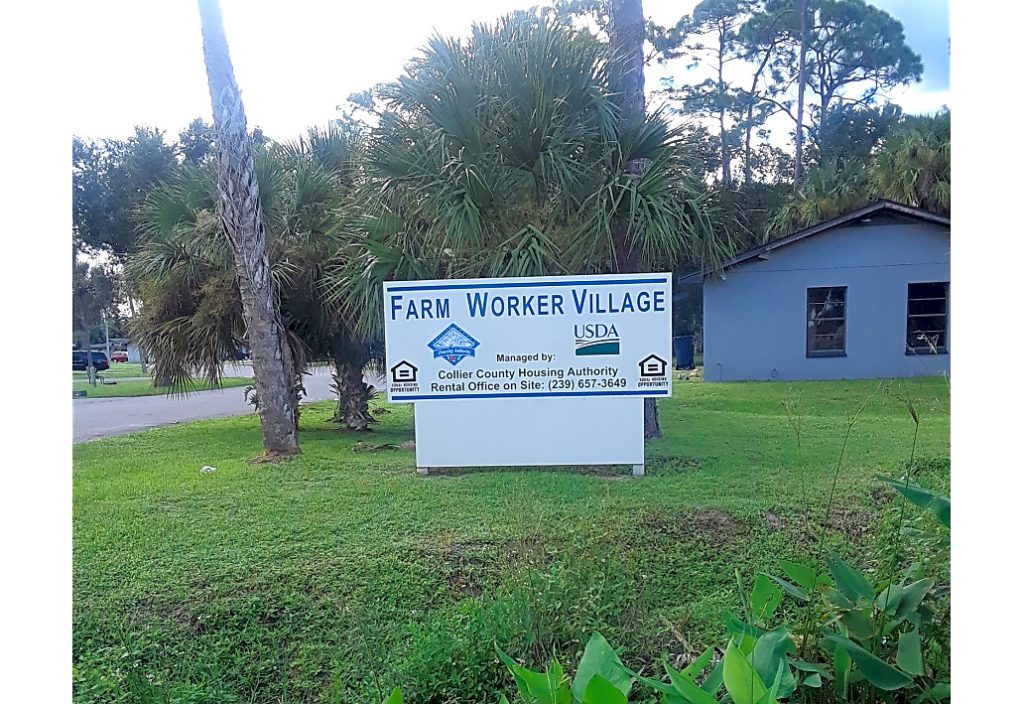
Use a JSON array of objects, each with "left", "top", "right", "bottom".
[{"left": 679, "top": 201, "right": 950, "bottom": 382}]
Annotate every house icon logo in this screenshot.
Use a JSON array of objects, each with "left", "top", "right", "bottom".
[
  {"left": 639, "top": 354, "right": 667, "bottom": 378},
  {"left": 391, "top": 360, "right": 418, "bottom": 384}
]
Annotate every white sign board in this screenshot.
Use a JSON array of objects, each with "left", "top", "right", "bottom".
[
  {"left": 382, "top": 273, "right": 672, "bottom": 472},
  {"left": 383, "top": 273, "right": 673, "bottom": 403}
]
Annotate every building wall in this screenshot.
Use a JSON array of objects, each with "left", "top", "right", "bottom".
[{"left": 703, "top": 217, "right": 950, "bottom": 382}]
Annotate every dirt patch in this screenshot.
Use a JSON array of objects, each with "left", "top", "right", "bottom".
[
  {"left": 824, "top": 506, "right": 876, "bottom": 541},
  {"left": 440, "top": 536, "right": 549, "bottom": 596},
  {"left": 441, "top": 541, "right": 498, "bottom": 598},
  {"left": 688, "top": 508, "right": 743, "bottom": 538},
  {"left": 870, "top": 485, "right": 893, "bottom": 508},
  {"left": 170, "top": 604, "right": 206, "bottom": 635},
  {"left": 353, "top": 440, "right": 416, "bottom": 452},
  {"left": 640, "top": 508, "right": 744, "bottom": 542},
  {"left": 448, "top": 569, "right": 483, "bottom": 597},
  {"left": 154, "top": 500, "right": 183, "bottom": 514},
  {"left": 793, "top": 506, "right": 878, "bottom": 544},
  {"left": 248, "top": 450, "right": 298, "bottom": 465},
  {"left": 647, "top": 456, "right": 703, "bottom": 475},
  {"left": 763, "top": 510, "right": 784, "bottom": 532}
]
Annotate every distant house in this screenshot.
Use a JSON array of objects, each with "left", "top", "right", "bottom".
[
  {"left": 679, "top": 201, "right": 950, "bottom": 382},
  {"left": 126, "top": 343, "right": 143, "bottom": 364}
]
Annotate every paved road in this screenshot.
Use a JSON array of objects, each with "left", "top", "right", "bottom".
[{"left": 72, "top": 365, "right": 377, "bottom": 443}]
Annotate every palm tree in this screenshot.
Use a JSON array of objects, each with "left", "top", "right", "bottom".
[
  {"left": 325, "top": 13, "right": 727, "bottom": 366},
  {"left": 609, "top": 0, "right": 664, "bottom": 438},
  {"left": 132, "top": 131, "right": 380, "bottom": 431},
  {"left": 768, "top": 157, "right": 868, "bottom": 235},
  {"left": 130, "top": 161, "right": 248, "bottom": 392},
  {"left": 768, "top": 110, "right": 950, "bottom": 237},
  {"left": 196, "top": 0, "right": 298, "bottom": 456},
  {"left": 277, "top": 124, "right": 382, "bottom": 431},
  {"left": 869, "top": 110, "right": 950, "bottom": 214}
]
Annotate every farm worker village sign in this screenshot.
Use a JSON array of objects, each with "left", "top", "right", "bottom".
[
  {"left": 382, "top": 273, "right": 672, "bottom": 473},
  {"left": 384, "top": 273, "right": 672, "bottom": 401}
]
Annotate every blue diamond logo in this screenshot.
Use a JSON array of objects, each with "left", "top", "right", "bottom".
[{"left": 427, "top": 324, "right": 480, "bottom": 366}]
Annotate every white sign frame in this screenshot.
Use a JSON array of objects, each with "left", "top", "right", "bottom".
[{"left": 382, "top": 273, "right": 672, "bottom": 473}]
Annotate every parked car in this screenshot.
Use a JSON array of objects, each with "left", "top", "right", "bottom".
[
  {"left": 73, "top": 351, "right": 110, "bottom": 371},
  {"left": 110, "top": 350, "right": 129, "bottom": 363}
]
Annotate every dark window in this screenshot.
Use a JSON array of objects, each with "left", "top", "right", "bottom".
[
  {"left": 807, "top": 286, "right": 847, "bottom": 357},
  {"left": 907, "top": 282, "right": 949, "bottom": 354}
]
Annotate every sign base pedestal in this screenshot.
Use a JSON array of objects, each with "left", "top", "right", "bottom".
[{"left": 413, "top": 396, "right": 644, "bottom": 471}]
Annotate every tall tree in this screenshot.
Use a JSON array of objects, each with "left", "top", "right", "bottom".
[
  {"left": 802, "top": 0, "right": 922, "bottom": 121},
  {"left": 657, "top": 0, "right": 753, "bottom": 187},
  {"left": 661, "top": 0, "right": 924, "bottom": 190},
  {"left": 196, "top": 0, "right": 299, "bottom": 456},
  {"left": 73, "top": 128, "right": 178, "bottom": 372},
  {"left": 609, "top": 0, "right": 663, "bottom": 439},
  {"left": 794, "top": 0, "right": 808, "bottom": 188},
  {"left": 72, "top": 260, "right": 116, "bottom": 385},
  {"left": 178, "top": 117, "right": 217, "bottom": 164},
  {"left": 813, "top": 101, "right": 902, "bottom": 164},
  {"left": 752, "top": 0, "right": 923, "bottom": 185},
  {"left": 72, "top": 128, "right": 178, "bottom": 260},
  {"left": 733, "top": 0, "right": 792, "bottom": 187}
]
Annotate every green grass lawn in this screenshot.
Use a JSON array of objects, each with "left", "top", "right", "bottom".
[
  {"left": 73, "top": 375, "right": 950, "bottom": 703},
  {"left": 73, "top": 363, "right": 148, "bottom": 379},
  {"left": 72, "top": 376, "right": 252, "bottom": 398}
]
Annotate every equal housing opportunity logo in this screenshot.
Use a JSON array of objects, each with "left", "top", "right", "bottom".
[
  {"left": 428, "top": 324, "right": 480, "bottom": 366},
  {"left": 574, "top": 323, "right": 620, "bottom": 356},
  {"left": 637, "top": 353, "right": 669, "bottom": 389}
]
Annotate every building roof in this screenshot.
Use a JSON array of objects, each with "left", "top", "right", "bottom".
[{"left": 677, "top": 200, "right": 950, "bottom": 286}]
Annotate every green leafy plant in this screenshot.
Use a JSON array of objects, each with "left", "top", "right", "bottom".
[
  {"left": 496, "top": 633, "right": 632, "bottom": 704},
  {"left": 497, "top": 624, "right": 791, "bottom": 704},
  {"left": 877, "top": 477, "right": 950, "bottom": 529},
  {"left": 761, "top": 552, "right": 948, "bottom": 702}
]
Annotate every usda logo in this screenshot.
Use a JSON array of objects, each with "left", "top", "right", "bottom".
[{"left": 574, "top": 324, "right": 620, "bottom": 356}]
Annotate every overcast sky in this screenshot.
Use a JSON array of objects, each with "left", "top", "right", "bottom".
[{"left": 68, "top": 0, "right": 950, "bottom": 143}]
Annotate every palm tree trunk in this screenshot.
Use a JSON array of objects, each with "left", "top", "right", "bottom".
[
  {"left": 720, "top": 108, "right": 731, "bottom": 187},
  {"left": 333, "top": 360, "right": 373, "bottom": 431},
  {"left": 717, "top": 30, "right": 731, "bottom": 188},
  {"left": 610, "top": 0, "right": 661, "bottom": 440},
  {"left": 744, "top": 102, "right": 753, "bottom": 188},
  {"left": 197, "top": 0, "right": 299, "bottom": 456},
  {"left": 794, "top": 0, "right": 808, "bottom": 190},
  {"left": 282, "top": 335, "right": 303, "bottom": 432}
]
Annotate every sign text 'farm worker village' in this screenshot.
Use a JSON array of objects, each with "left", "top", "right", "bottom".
[{"left": 383, "top": 274, "right": 673, "bottom": 402}]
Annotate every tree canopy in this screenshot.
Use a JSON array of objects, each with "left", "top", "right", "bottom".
[
  {"left": 324, "top": 11, "right": 728, "bottom": 340},
  {"left": 72, "top": 0, "right": 950, "bottom": 429}
]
